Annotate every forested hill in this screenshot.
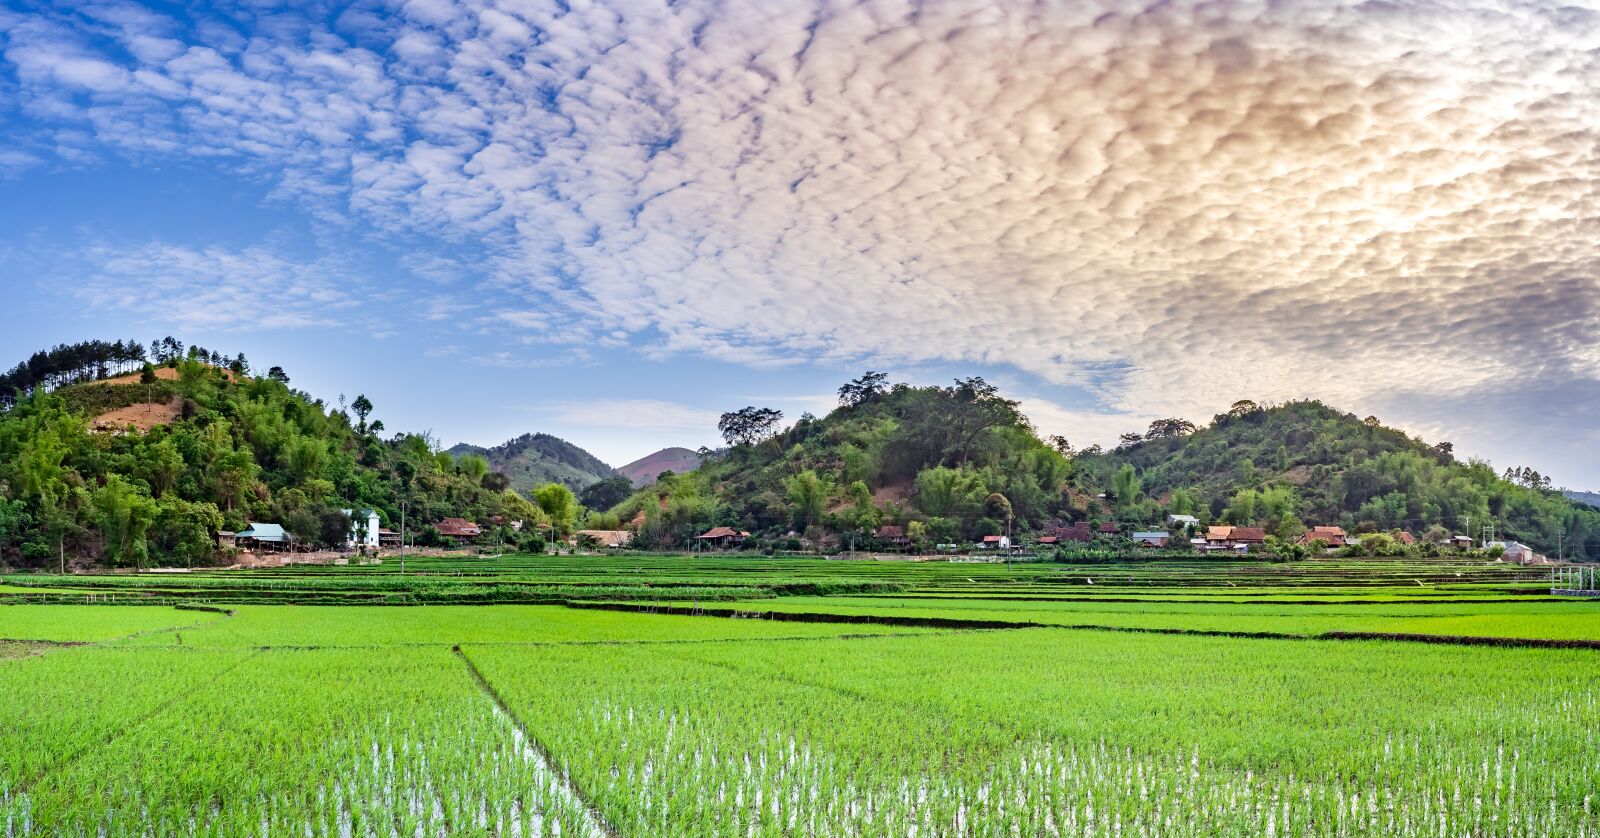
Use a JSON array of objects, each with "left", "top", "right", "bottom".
[
  {"left": 1081, "top": 400, "right": 1600, "bottom": 558},
  {"left": 614, "top": 375, "right": 1600, "bottom": 560},
  {"left": 0, "top": 341, "right": 575, "bottom": 569},
  {"left": 447, "top": 433, "right": 614, "bottom": 494}
]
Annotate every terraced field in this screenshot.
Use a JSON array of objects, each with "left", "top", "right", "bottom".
[{"left": 3, "top": 554, "right": 1596, "bottom": 836}]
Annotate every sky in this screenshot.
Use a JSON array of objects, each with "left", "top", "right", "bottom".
[{"left": 1, "top": 0, "right": 1597, "bottom": 488}]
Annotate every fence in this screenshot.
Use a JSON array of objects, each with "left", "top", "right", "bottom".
[{"left": 1552, "top": 565, "right": 1600, "bottom": 596}]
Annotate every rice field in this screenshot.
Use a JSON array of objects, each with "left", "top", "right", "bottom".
[{"left": 3, "top": 555, "right": 1597, "bottom": 836}]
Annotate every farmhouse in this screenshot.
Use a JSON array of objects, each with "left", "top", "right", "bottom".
[
  {"left": 696, "top": 526, "right": 748, "bottom": 548},
  {"left": 236, "top": 522, "right": 291, "bottom": 552},
  {"left": 874, "top": 524, "right": 910, "bottom": 547},
  {"left": 1132, "top": 531, "right": 1168, "bottom": 547},
  {"left": 342, "top": 508, "right": 381, "bottom": 549},
  {"left": 1166, "top": 514, "right": 1200, "bottom": 528},
  {"left": 1489, "top": 541, "right": 1536, "bottom": 563},
  {"left": 1300, "top": 526, "right": 1349, "bottom": 547},
  {"left": 1204, "top": 525, "right": 1235, "bottom": 546},
  {"left": 980, "top": 534, "right": 1012, "bottom": 549},
  {"left": 436, "top": 518, "right": 482, "bottom": 542},
  {"left": 1229, "top": 527, "right": 1267, "bottom": 547},
  {"left": 575, "top": 529, "right": 632, "bottom": 548}
]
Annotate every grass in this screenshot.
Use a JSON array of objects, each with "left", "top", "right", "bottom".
[
  {"left": 466, "top": 629, "right": 1600, "bottom": 836},
  {"left": 609, "top": 594, "right": 1600, "bottom": 640},
  {"left": 0, "top": 604, "right": 224, "bottom": 642},
  {"left": 2, "top": 555, "right": 1596, "bottom": 836},
  {"left": 122, "top": 603, "right": 928, "bottom": 648}
]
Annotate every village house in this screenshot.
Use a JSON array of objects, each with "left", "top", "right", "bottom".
[
  {"left": 980, "top": 534, "right": 1012, "bottom": 549},
  {"left": 1098, "top": 522, "right": 1121, "bottom": 535},
  {"left": 1132, "top": 531, "right": 1168, "bottom": 547},
  {"left": 436, "top": 518, "right": 482, "bottom": 542},
  {"left": 342, "top": 508, "right": 381, "bottom": 549},
  {"left": 1166, "top": 514, "right": 1200, "bottom": 529},
  {"left": 1056, "top": 522, "right": 1094, "bottom": 542},
  {"left": 874, "top": 524, "right": 910, "bottom": 548},
  {"left": 696, "top": 526, "right": 749, "bottom": 549},
  {"left": 1229, "top": 527, "right": 1267, "bottom": 548},
  {"left": 1204, "top": 525, "right": 1235, "bottom": 547},
  {"left": 1299, "top": 526, "right": 1349, "bottom": 547},
  {"left": 574, "top": 529, "right": 632, "bottom": 548},
  {"left": 235, "top": 522, "right": 291, "bottom": 552},
  {"left": 1488, "top": 541, "right": 1536, "bottom": 563}
]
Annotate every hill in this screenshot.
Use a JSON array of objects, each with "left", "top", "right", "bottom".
[
  {"left": 0, "top": 339, "right": 564, "bottom": 569},
  {"left": 447, "top": 433, "right": 613, "bottom": 494},
  {"left": 614, "top": 375, "right": 1600, "bottom": 559},
  {"left": 1075, "top": 400, "right": 1600, "bottom": 558},
  {"left": 1563, "top": 490, "right": 1600, "bottom": 509},
  {"left": 617, "top": 447, "right": 702, "bottom": 486}
]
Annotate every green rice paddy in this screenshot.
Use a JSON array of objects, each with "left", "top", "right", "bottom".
[{"left": 2, "top": 554, "right": 1596, "bottom": 835}]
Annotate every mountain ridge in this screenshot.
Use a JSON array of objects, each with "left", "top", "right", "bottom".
[{"left": 448, "top": 432, "right": 614, "bottom": 494}]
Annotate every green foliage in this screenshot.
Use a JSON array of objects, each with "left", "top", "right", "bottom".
[
  {"left": 0, "top": 342, "right": 541, "bottom": 566},
  {"left": 532, "top": 483, "right": 579, "bottom": 535},
  {"left": 1088, "top": 400, "right": 1600, "bottom": 559}
]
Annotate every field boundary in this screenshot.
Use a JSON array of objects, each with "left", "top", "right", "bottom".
[
  {"left": 567, "top": 602, "right": 1600, "bottom": 650},
  {"left": 452, "top": 645, "right": 618, "bottom": 838},
  {"left": 566, "top": 600, "right": 1049, "bottom": 629}
]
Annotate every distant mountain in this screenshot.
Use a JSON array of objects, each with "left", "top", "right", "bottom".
[
  {"left": 618, "top": 447, "right": 702, "bottom": 486},
  {"left": 448, "top": 433, "right": 615, "bottom": 494},
  {"left": 1564, "top": 490, "right": 1600, "bottom": 509}
]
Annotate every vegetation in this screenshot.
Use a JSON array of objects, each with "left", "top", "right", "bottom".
[
  {"left": 448, "top": 432, "right": 615, "bottom": 495},
  {"left": 613, "top": 377, "right": 1600, "bottom": 560},
  {"left": 0, "top": 342, "right": 581, "bottom": 568},
  {"left": 619, "top": 374, "right": 1071, "bottom": 549},
  {"left": 1086, "top": 399, "right": 1600, "bottom": 559},
  {"left": 2, "top": 555, "right": 1595, "bottom": 835}
]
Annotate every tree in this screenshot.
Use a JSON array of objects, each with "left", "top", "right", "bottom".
[
  {"left": 351, "top": 394, "right": 374, "bottom": 435},
  {"left": 1145, "top": 418, "right": 1196, "bottom": 439},
  {"left": 139, "top": 362, "right": 157, "bottom": 385},
  {"left": 266, "top": 366, "right": 290, "bottom": 384},
  {"left": 1117, "top": 432, "right": 1143, "bottom": 449},
  {"left": 579, "top": 476, "right": 635, "bottom": 511},
  {"left": 532, "top": 483, "right": 579, "bottom": 535},
  {"left": 93, "top": 475, "right": 157, "bottom": 568},
  {"left": 718, "top": 406, "right": 783, "bottom": 447},
  {"left": 481, "top": 471, "right": 511, "bottom": 492},
  {"left": 785, "top": 470, "right": 832, "bottom": 531},
  {"left": 1228, "top": 400, "right": 1259, "bottom": 418},
  {"left": 456, "top": 453, "right": 490, "bottom": 483},
  {"left": 1047, "top": 435, "right": 1075, "bottom": 457},
  {"left": 139, "top": 438, "right": 185, "bottom": 499},
  {"left": 837, "top": 371, "right": 889, "bottom": 408}
]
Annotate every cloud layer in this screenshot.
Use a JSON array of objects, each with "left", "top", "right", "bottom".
[{"left": 3, "top": 0, "right": 1598, "bottom": 468}]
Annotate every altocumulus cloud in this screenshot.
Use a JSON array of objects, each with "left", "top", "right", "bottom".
[{"left": 3, "top": 0, "right": 1599, "bottom": 475}]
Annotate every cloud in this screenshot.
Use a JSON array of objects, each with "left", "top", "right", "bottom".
[
  {"left": 544, "top": 399, "right": 722, "bottom": 434},
  {"left": 58, "top": 241, "right": 364, "bottom": 331},
  {"left": 4, "top": 0, "right": 1600, "bottom": 480}
]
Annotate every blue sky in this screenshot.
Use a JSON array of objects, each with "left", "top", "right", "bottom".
[{"left": 2, "top": 0, "right": 1597, "bottom": 487}]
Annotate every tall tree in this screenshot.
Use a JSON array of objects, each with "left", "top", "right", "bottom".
[{"left": 718, "top": 406, "right": 784, "bottom": 447}]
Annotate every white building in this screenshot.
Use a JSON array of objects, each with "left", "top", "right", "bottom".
[
  {"left": 342, "top": 508, "right": 381, "bottom": 549},
  {"left": 1166, "top": 514, "right": 1200, "bottom": 528}
]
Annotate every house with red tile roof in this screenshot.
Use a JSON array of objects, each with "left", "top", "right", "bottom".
[
  {"left": 696, "top": 526, "right": 748, "bottom": 548},
  {"left": 436, "top": 517, "right": 481, "bottom": 541}
]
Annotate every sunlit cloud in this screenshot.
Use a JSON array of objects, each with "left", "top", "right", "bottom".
[{"left": 3, "top": 0, "right": 1598, "bottom": 481}]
